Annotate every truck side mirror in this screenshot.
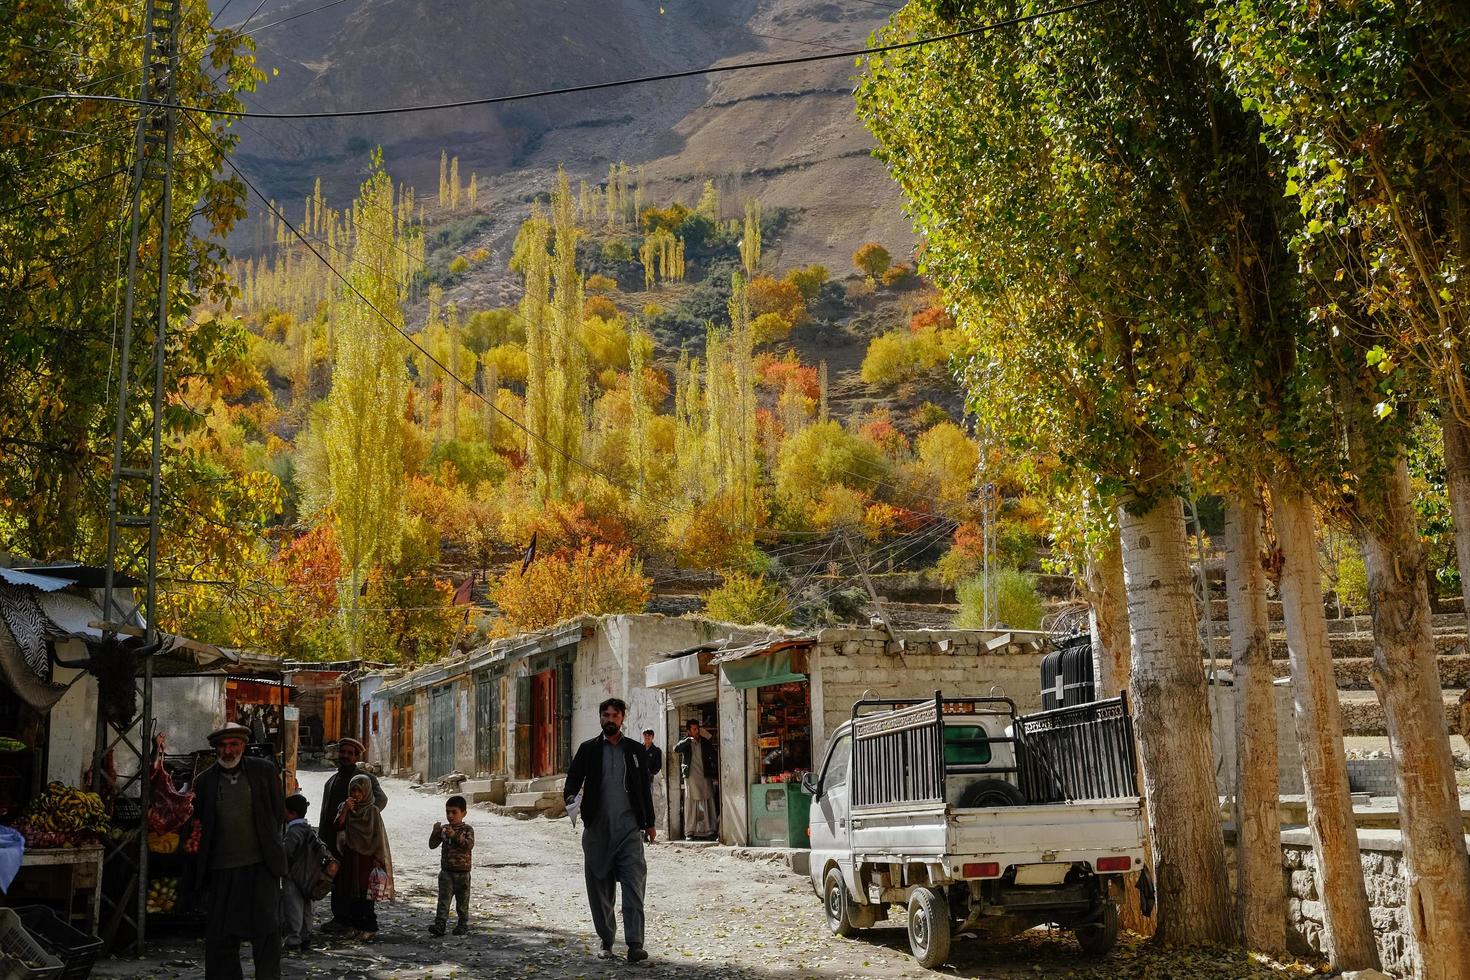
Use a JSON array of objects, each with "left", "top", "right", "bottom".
[{"left": 800, "top": 771, "right": 819, "bottom": 797}]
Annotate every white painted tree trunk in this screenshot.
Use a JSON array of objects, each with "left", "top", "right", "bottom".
[
  {"left": 1270, "top": 480, "right": 1379, "bottom": 971},
  {"left": 1116, "top": 494, "right": 1234, "bottom": 945},
  {"left": 1357, "top": 457, "right": 1470, "bottom": 980},
  {"left": 1083, "top": 525, "right": 1153, "bottom": 937},
  {"left": 1223, "top": 495, "right": 1286, "bottom": 955},
  {"left": 1441, "top": 408, "right": 1470, "bottom": 619}
]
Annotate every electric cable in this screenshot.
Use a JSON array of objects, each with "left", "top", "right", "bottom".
[{"left": 3, "top": 0, "right": 1112, "bottom": 121}]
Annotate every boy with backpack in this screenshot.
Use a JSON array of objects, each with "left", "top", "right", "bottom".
[
  {"left": 282, "top": 793, "right": 327, "bottom": 951},
  {"left": 428, "top": 795, "right": 475, "bottom": 936}
]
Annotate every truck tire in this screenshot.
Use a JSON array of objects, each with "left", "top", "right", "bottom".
[
  {"left": 907, "top": 887, "right": 951, "bottom": 969},
  {"left": 823, "top": 868, "right": 855, "bottom": 937},
  {"left": 957, "top": 778, "right": 1026, "bottom": 808},
  {"left": 1074, "top": 900, "right": 1119, "bottom": 956}
]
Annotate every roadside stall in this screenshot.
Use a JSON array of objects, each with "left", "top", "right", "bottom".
[{"left": 715, "top": 639, "right": 815, "bottom": 849}]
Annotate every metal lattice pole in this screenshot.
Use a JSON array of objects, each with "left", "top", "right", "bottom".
[{"left": 96, "top": 0, "right": 181, "bottom": 952}]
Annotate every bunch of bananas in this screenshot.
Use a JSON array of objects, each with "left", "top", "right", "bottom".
[
  {"left": 147, "top": 830, "right": 180, "bottom": 854},
  {"left": 145, "top": 877, "right": 178, "bottom": 914},
  {"left": 20, "top": 782, "right": 109, "bottom": 834}
]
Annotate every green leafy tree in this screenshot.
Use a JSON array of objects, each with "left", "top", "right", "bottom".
[{"left": 703, "top": 572, "right": 791, "bottom": 626}]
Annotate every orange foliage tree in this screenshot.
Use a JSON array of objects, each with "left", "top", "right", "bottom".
[{"left": 493, "top": 542, "right": 652, "bottom": 631}]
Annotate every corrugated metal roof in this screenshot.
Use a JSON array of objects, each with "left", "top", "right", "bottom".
[{"left": 0, "top": 567, "right": 75, "bottom": 592}]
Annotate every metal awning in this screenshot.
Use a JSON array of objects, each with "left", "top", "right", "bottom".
[{"left": 714, "top": 638, "right": 814, "bottom": 690}]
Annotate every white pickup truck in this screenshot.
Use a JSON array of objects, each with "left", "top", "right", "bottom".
[{"left": 802, "top": 692, "right": 1148, "bottom": 968}]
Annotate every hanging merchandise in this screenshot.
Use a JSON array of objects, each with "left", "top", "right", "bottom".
[{"left": 146, "top": 733, "right": 193, "bottom": 836}]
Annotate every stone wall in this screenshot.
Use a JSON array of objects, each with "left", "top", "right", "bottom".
[
  {"left": 808, "top": 628, "right": 1045, "bottom": 755},
  {"left": 1279, "top": 828, "right": 1463, "bottom": 978},
  {"left": 1345, "top": 758, "right": 1398, "bottom": 797}
]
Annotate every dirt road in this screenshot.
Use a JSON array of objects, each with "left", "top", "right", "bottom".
[{"left": 92, "top": 769, "right": 1318, "bottom": 980}]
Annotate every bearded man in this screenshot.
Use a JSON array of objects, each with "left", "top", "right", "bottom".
[
  {"left": 318, "top": 737, "right": 387, "bottom": 932},
  {"left": 192, "top": 722, "right": 287, "bottom": 980}
]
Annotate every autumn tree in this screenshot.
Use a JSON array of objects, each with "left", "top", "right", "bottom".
[
  {"left": 740, "top": 199, "right": 762, "bottom": 275},
  {"left": 318, "top": 159, "right": 410, "bottom": 651},
  {"left": 492, "top": 542, "right": 651, "bottom": 631},
  {"left": 852, "top": 242, "right": 891, "bottom": 281}
]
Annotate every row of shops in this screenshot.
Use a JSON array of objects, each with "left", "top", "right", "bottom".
[{"left": 359, "top": 614, "right": 1049, "bottom": 847}]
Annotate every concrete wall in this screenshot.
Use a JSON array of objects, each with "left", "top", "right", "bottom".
[
  {"left": 455, "top": 675, "right": 475, "bottom": 776},
  {"left": 1281, "top": 828, "right": 1448, "bottom": 978},
  {"left": 364, "top": 688, "right": 392, "bottom": 767},
  {"left": 48, "top": 662, "right": 224, "bottom": 787},
  {"left": 808, "top": 628, "right": 1047, "bottom": 757},
  {"left": 573, "top": 616, "right": 716, "bottom": 748},
  {"left": 718, "top": 679, "right": 749, "bottom": 846},
  {"left": 1208, "top": 677, "right": 1305, "bottom": 796}
]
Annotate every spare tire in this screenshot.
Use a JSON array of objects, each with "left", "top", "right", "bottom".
[{"left": 957, "top": 778, "right": 1026, "bottom": 808}]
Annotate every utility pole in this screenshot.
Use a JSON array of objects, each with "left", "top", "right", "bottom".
[{"left": 96, "top": 0, "right": 182, "bottom": 952}]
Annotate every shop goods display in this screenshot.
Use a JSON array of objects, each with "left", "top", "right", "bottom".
[
  {"left": 14, "top": 783, "right": 108, "bottom": 849},
  {"left": 146, "top": 831, "right": 178, "bottom": 855},
  {"left": 182, "top": 819, "right": 201, "bottom": 855},
  {"left": 146, "top": 735, "right": 194, "bottom": 835},
  {"left": 144, "top": 878, "right": 178, "bottom": 915}
]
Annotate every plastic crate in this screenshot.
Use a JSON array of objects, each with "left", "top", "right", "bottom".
[
  {"left": 13, "top": 908, "right": 102, "bottom": 980},
  {"left": 0, "top": 908, "right": 62, "bottom": 980}
]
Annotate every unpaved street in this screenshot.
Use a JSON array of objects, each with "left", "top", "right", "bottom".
[{"left": 93, "top": 771, "right": 1317, "bottom": 980}]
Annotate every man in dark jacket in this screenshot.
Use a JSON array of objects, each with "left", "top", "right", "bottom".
[
  {"left": 640, "top": 730, "right": 663, "bottom": 784},
  {"left": 192, "top": 722, "right": 287, "bottom": 980},
  {"left": 563, "top": 698, "right": 656, "bottom": 963},
  {"left": 318, "top": 737, "right": 387, "bottom": 932}
]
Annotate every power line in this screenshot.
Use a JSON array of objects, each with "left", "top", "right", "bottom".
[
  {"left": 231, "top": 0, "right": 359, "bottom": 39},
  {"left": 4, "top": 0, "right": 1112, "bottom": 122},
  {"left": 0, "top": 166, "right": 128, "bottom": 217}
]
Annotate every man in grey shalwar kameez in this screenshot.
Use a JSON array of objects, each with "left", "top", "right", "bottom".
[{"left": 564, "top": 698, "right": 657, "bottom": 963}]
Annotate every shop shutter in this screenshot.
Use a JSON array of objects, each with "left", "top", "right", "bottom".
[{"left": 665, "top": 675, "right": 718, "bottom": 708}]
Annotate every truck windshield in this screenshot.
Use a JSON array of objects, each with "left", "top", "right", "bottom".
[{"left": 944, "top": 725, "right": 992, "bottom": 766}]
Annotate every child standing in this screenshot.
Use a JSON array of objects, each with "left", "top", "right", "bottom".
[
  {"left": 428, "top": 795, "right": 475, "bottom": 936},
  {"left": 281, "top": 794, "right": 315, "bottom": 951}
]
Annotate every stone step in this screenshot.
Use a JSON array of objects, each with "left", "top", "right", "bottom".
[
  {"left": 1204, "top": 654, "right": 1470, "bottom": 690},
  {"left": 1337, "top": 689, "right": 1465, "bottom": 737},
  {"left": 459, "top": 777, "right": 506, "bottom": 806},
  {"left": 1207, "top": 632, "right": 1466, "bottom": 660},
  {"left": 1206, "top": 598, "right": 1466, "bottom": 630},
  {"left": 505, "top": 775, "right": 562, "bottom": 795},
  {"left": 504, "top": 790, "right": 562, "bottom": 810}
]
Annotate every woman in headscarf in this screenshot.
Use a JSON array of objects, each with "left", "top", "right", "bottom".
[{"left": 334, "top": 773, "right": 393, "bottom": 940}]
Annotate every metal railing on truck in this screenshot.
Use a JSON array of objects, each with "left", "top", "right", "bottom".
[{"left": 847, "top": 691, "right": 1137, "bottom": 809}]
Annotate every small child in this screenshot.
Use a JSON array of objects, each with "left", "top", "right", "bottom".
[
  {"left": 281, "top": 794, "right": 314, "bottom": 951},
  {"left": 428, "top": 795, "right": 475, "bottom": 936}
]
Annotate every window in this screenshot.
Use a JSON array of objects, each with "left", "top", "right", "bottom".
[
  {"left": 944, "top": 725, "right": 992, "bottom": 766},
  {"left": 820, "top": 734, "right": 852, "bottom": 794},
  {"left": 372, "top": 710, "right": 379, "bottom": 734}
]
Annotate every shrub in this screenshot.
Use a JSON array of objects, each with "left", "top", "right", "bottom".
[
  {"left": 703, "top": 572, "right": 791, "bottom": 626},
  {"left": 427, "top": 439, "right": 507, "bottom": 489},
  {"left": 747, "top": 275, "right": 807, "bottom": 326},
  {"left": 784, "top": 264, "right": 830, "bottom": 301},
  {"left": 752, "top": 312, "right": 793, "bottom": 345},
  {"left": 469, "top": 248, "right": 490, "bottom": 264},
  {"left": 954, "top": 568, "right": 1042, "bottom": 630},
  {"left": 584, "top": 295, "right": 620, "bottom": 321},
  {"left": 909, "top": 306, "right": 954, "bottom": 333},
  {"left": 860, "top": 327, "right": 965, "bottom": 387},
  {"left": 756, "top": 351, "right": 819, "bottom": 398},
  {"left": 448, "top": 255, "right": 470, "bottom": 274},
  {"left": 881, "top": 263, "right": 915, "bottom": 288},
  {"left": 852, "top": 242, "right": 892, "bottom": 280},
  {"left": 912, "top": 401, "right": 950, "bottom": 428},
  {"left": 464, "top": 309, "right": 522, "bottom": 352},
  {"left": 586, "top": 274, "right": 620, "bottom": 293}
]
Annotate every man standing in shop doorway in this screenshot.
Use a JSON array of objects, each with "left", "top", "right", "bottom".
[
  {"left": 674, "top": 719, "right": 718, "bottom": 840},
  {"left": 564, "top": 698, "right": 657, "bottom": 963}
]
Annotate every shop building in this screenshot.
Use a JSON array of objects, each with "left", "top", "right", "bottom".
[{"left": 647, "top": 626, "right": 1048, "bottom": 848}]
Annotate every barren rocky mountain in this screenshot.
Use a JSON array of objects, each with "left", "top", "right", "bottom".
[{"left": 215, "top": 0, "right": 914, "bottom": 271}]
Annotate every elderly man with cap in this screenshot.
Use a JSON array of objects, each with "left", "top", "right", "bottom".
[
  {"left": 318, "top": 737, "right": 387, "bottom": 933},
  {"left": 191, "top": 722, "right": 287, "bottom": 980}
]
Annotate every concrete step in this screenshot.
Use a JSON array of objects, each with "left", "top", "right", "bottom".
[
  {"left": 1205, "top": 653, "right": 1470, "bottom": 690},
  {"left": 459, "top": 777, "right": 506, "bottom": 806},
  {"left": 505, "top": 775, "right": 562, "bottom": 795},
  {"left": 504, "top": 790, "right": 562, "bottom": 810},
  {"left": 1207, "top": 632, "right": 1466, "bottom": 660}
]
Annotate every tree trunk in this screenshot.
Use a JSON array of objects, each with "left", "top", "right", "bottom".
[
  {"left": 1085, "top": 525, "right": 1131, "bottom": 699},
  {"left": 1270, "top": 479, "right": 1380, "bottom": 971},
  {"left": 1116, "top": 493, "right": 1234, "bottom": 946},
  {"left": 1223, "top": 495, "right": 1287, "bottom": 955},
  {"left": 1357, "top": 457, "right": 1470, "bottom": 980},
  {"left": 1083, "top": 524, "right": 1154, "bottom": 937},
  {"left": 1442, "top": 408, "right": 1470, "bottom": 620}
]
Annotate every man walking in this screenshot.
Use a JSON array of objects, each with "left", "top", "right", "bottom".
[
  {"left": 563, "top": 698, "right": 656, "bottom": 963},
  {"left": 192, "top": 722, "right": 287, "bottom": 980},
  {"left": 319, "top": 737, "right": 387, "bottom": 932},
  {"left": 674, "top": 719, "right": 718, "bottom": 840}
]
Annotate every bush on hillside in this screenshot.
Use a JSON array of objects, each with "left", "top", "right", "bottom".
[
  {"left": 703, "top": 572, "right": 791, "bottom": 626},
  {"left": 954, "top": 569, "right": 1043, "bottom": 631}
]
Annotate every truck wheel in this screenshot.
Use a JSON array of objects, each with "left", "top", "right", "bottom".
[
  {"left": 907, "top": 887, "right": 951, "bottom": 969},
  {"left": 823, "top": 868, "right": 855, "bottom": 937},
  {"left": 1074, "top": 900, "right": 1119, "bottom": 956},
  {"left": 957, "top": 778, "right": 1026, "bottom": 808}
]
